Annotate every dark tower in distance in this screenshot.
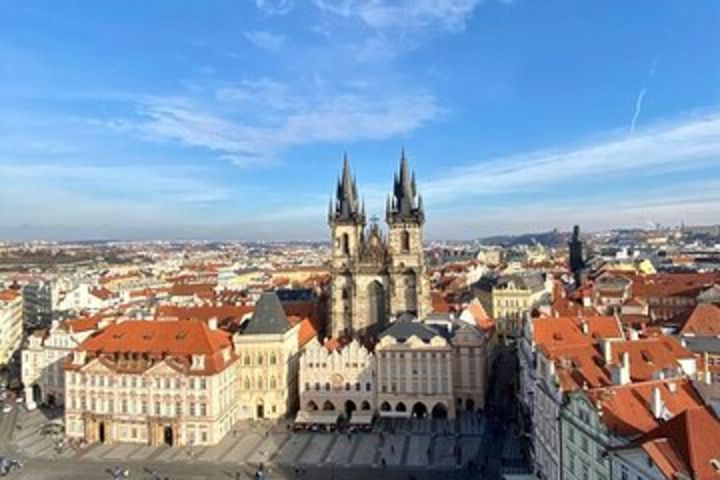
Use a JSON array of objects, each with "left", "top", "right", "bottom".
[{"left": 568, "top": 225, "right": 586, "bottom": 285}]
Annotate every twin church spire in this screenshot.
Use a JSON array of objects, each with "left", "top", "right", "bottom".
[{"left": 328, "top": 150, "right": 424, "bottom": 227}]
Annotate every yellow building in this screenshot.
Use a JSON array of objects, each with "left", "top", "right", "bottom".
[{"left": 492, "top": 273, "right": 546, "bottom": 339}]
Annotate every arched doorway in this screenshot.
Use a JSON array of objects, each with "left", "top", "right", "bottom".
[
  {"left": 163, "top": 426, "right": 174, "bottom": 446},
  {"left": 361, "top": 401, "right": 371, "bottom": 411},
  {"left": 466, "top": 399, "right": 475, "bottom": 412},
  {"left": 367, "top": 281, "right": 386, "bottom": 328},
  {"left": 412, "top": 402, "right": 428, "bottom": 419},
  {"left": 344, "top": 400, "right": 357, "bottom": 416},
  {"left": 306, "top": 401, "right": 318, "bottom": 411},
  {"left": 256, "top": 402, "right": 265, "bottom": 419},
  {"left": 323, "top": 400, "right": 335, "bottom": 411},
  {"left": 98, "top": 422, "right": 106, "bottom": 443},
  {"left": 395, "top": 402, "right": 407, "bottom": 412},
  {"left": 380, "top": 401, "right": 391, "bottom": 412},
  {"left": 431, "top": 403, "right": 448, "bottom": 419}
]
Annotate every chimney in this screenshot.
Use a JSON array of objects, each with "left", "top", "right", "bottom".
[
  {"left": 602, "top": 339, "right": 613, "bottom": 364},
  {"left": 580, "top": 319, "right": 590, "bottom": 335},
  {"left": 611, "top": 351, "right": 630, "bottom": 385},
  {"left": 208, "top": 316, "right": 218, "bottom": 330},
  {"left": 651, "top": 386, "right": 663, "bottom": 419}
]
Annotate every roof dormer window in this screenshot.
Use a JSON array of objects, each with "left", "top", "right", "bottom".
[{"left": 191, "top": 354, "right": 206, "bottom": 370}]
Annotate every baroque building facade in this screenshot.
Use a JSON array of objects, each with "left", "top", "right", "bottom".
[{"left": 328, "top": 153, "right": 432, "bottom": 337}]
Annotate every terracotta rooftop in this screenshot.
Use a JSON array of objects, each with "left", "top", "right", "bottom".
[
  {"left": 590, "top": 379, "right": 705, "bottom": 438},
  {"left": 680, "top": 303, "right": 720, "bottom": 336},
  {"left": 624, "top": 406, "right": 720, "bottom": 480}
]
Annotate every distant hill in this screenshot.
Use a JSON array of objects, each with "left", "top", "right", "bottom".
[{"left": 478, "top": 229, "right": 570, "bottom": 248}]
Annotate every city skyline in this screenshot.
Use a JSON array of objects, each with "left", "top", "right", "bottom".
[{"left": 1, "top": 1, "right": 720, "bottom": 241}]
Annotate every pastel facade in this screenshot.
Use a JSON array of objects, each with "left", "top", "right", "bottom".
[{"left": 64, "top": 319, "right": 238, "bottom": 447}]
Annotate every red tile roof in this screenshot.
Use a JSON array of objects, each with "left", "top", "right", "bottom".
[
  {"left": 680, "top": 303, "right": 720, "bottom": 336},
  {"left": 629, "top": 406, "right": 720, "bottom": 480},
  {"left": 590, "top": 379, "right": 705, "bottom": 438},
  {"left": 0, "top": 289, "right": 21, "bottom": 301}
]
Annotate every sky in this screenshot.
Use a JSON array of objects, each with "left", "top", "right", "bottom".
[{"left": 1, "top": 0, "right": 719, "bottom": 241}]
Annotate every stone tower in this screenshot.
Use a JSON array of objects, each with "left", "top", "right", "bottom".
[
  {"left": 386, "top": 150, "right": 432, "bottom": 320},
  {"left": 328, "top": 155, "right": 365, "bottom": 336},
  {"left": 328, "top": 151, "right": 431, "bottom": 338},
  {"left": 568, "top": 225, "right": 586, "bottom": 285}
]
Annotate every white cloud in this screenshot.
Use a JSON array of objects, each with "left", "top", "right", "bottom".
[
  {"left": 313, "top": 0, "right": 483, "bottom": 32},
  {"left": 255, "top": 0, "right": 294, "bottom": 15},
  {"left": 244, "top": 30, "right": 287, "bottom": 51},
  {"left": 111, "top": 85, "right": 443, "bottom": 165},
  {"left": 421, "top": 111, "right": 720, "bottom": 205}
]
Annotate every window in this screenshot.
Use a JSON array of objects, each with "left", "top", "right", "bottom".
[
  {"left": 325, "top": 383, "right": 330, "bottom": 391},
  {"left": 122, "top": 399, "right": 128, "bottom": 414},
  {"left": 141, "top": 401, "right": 147, "bottom": 415},
  {"left": 355, "top": 382, "right": 361, "bottom": 391},
  {"left": 200, "top": 403, "right": 207, "bottom": 416},
  {"left": 305, "top": 383, "right": 310, "bottom": 392},
  {"left": 582, "top": 463, "right": 590, "bottom": 480},
  {"left": 165, "top": 378, "right": 171, "bottom": 389},
  {"left": 581, "top": 436, "right": 589, "bottom": 453},
  {"left": 569, "top": 453, "right": 576, "bottom": 474},
  {"left": 345, "top": 383, "right": 351, "bottom": 391},
  {"left": 341, "top": 233, "right": 350, "bottom": 255},
  {"left": 190, "top": 402, "right": 196, "bottom": 416},
  {"left": 270, "top": 354, "right": 277, "bottom": 365},
  {"left": 621, "top": 465, "right": 629, "bottom": 480},
  {"left": 175, "top": 402, "right": 182, "bottom": 416},
  {"left": 244, "top": 355, "right": 251, "bottom": 365},
  {"left": 257, "top": 354, "right": 263, "bottom": 365},
  {"left": 366, "top": 383, "right": 371, "bottom": 391},
  {"left": 315, "top": 382, "right": 321, "bottom": 391},
  {"left": 401, "top": 230, "right": 410, "bottom": 252},
  {"left": 199, "top": 378, "right": 207, "bottom": 389},
  {"left": 569, "top": 426, "right": 575, "bottom": 443}
]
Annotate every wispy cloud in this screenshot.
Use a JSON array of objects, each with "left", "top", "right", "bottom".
[
  {"left": 109, "top": 83, "right": 443, "bottom": 165},
  {"left": 255, "top": 0, "right": 295, "bottom": 15},
  {"left": 421, "top": 111, "right": 720, "bottom": 205},
  {"left": 244, "top": 30, "right": 287, "bottom": 51},
  {"left": 313, "top": 0, "right": 484, "bottom": 32}
]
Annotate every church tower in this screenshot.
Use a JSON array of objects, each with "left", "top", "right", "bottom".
[
  {"left": 386, "top": 150, "right": 432, "bottom": 319},
  {"left": 328, "top": 155, "right": 365, "bottom": 336}
]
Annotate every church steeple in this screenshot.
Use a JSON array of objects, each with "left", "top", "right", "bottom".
[
  {"left": 330, "top": 154, "right": 365, "bottom": 225},
  {"left": 387, "top": 149, "right": 424, "bottom": 224}
]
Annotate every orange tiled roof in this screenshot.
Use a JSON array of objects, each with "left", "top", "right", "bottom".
[
  {"left": 609, "top": 338, "right": 695, "bottom": 382},
  {"left": 90, "top": 287, "right": 114, "bottom": 300},
  {"left": 680, "top": 303, "right": 720, "bottom": 336},
  {"left": 78, "top": 320, "right": 231, "bottom": 356},
  {"left": 0, "top": 289, "right": 21, "bottom": 301},
  {"left": 630, "top": 406, "right": 720, "bottom": 480},
  {"left": 590, "top": 379, "right": 705, "bottom": 438}
]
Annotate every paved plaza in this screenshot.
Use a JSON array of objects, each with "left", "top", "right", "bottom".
[{"left": 0, "top": 407, "right": 508, "bottom": 478}]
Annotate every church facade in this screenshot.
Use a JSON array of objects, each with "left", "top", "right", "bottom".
[{"left": 327, "top": 152, "right": 432, "bottom": 338}]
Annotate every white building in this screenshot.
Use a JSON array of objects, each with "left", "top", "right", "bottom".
[
  {"left": 22, "top": 316, "right": 104, "bottom": 409},
  {"left": 298, "top": 338, "right": 375, "bottom": 422},
  {"left": 0, "top": 289, "right": 23, "bottom": 366}
]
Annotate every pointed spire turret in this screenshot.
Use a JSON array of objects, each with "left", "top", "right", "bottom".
[
  {"left": 387, "top": 149, "right": 424, "bottom": 224},
  {"left": 330, "top": 154, "right": 365, "bottom": 225}
]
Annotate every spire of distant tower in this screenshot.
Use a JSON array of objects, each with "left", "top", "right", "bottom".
[
  {"left": 387, "top": 149, "right": 424, "bottom": 224},
  {"left": 330, "top": 153, "right": 364, "bottom": 224}
]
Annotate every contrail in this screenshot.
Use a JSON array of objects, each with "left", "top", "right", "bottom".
[{"left": 630, "top": 87, "right": 647, "bottom": 134}]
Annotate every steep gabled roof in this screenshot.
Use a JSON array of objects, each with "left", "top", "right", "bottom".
[
  {"left": 243, "top": 292, "right": 290, "bottom": 335},
  {"left": 680, "top": 303, "right": 720, "bottom": 336}
]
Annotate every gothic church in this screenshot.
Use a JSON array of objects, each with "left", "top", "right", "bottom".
[{"left": 328, "top": 152, "right": 432, "bottom": 337}]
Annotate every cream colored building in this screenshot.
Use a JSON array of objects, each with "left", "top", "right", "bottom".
[
  {"left": 492, "top": 273, "right": 547, "bottom": 339},
  {"left": 234, "top": 292, "right": 300, "bottom": 420},
  {"left": 22, "top": 316, "right": 103, "bottom": 409},
  {"left": 65, "top": 319, "right": 238, "bottom": 447},
  {"left": 0, "top": 289, "right": 23, "bottom": 366},
  {"left": 299, "top": 338, "right": 375, "bottom": 416},
  {"left": 375, "top": 318, "right": 455, "bottom": 419}
]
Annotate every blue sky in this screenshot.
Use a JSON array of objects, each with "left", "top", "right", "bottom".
[{"left": 1, "top": 0, "right": 719, "bottom": 241}]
